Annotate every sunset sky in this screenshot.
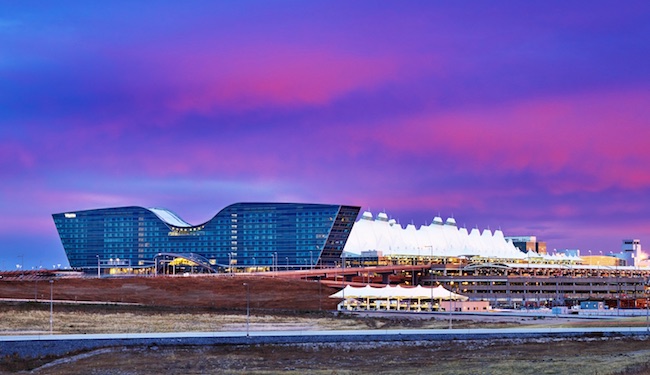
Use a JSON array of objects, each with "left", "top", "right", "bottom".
[{"left": 2, "top": 2, "right": 650, "bottom": 269}]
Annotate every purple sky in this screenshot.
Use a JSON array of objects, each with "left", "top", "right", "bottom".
[{"left": 2, "top": 2, "right": 650, "bottom": 269}]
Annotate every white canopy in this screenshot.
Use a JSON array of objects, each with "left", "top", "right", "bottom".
[
  {"left": 329, "top": 285, "right": 469, "bottom": 301},
  {"left": 343, "top": 211, "right": 526, "bottom": 260}
]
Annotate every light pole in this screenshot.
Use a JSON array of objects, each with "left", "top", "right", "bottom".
[
  {"left": 616, "top": 264, "right": 620, "bottom": 315},
  {"left": 317, "top": 276, "right": 322, "bottom": 310},
  {"left": 285, "top": 256, "right": 289, "bottom": 271},
  {"left": 243, "top": 282, "right": 250, "bottom": 337},
  {"left": 428, "top": 281, "right": 433, "bottom": 312},
  {"left": 18, "top": 255, "right": 24, "bottom": 277},
  {"left": 645, "top": 277, "right": 650, "bottom": 333},
  {"left": 252, "top": 257, "right": 256, "bottom": 272},
  {"left": 49, "top": 279, "right": 54, "bottom": 334},
  {"left": 96, "top": 255, "right": 101, "bottom": 278},
  {"left": 310, "top": 251, "right": 313, "bottom": 269},
  {"left": 342, "top": 253, "right": 347, "bottom": 304},
  {"left": 449, "top": 280, "right": 454, "bottom": 329},
  {"left": 524, "top": 281, "right": 528, "bottom": 312},
  {"left": 426, "top": 246, "right": 433, "bottom": 311}
]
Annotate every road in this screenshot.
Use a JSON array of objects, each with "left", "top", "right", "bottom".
[{"left": 2, "top": 326, "right": 649, "bottom": 360}]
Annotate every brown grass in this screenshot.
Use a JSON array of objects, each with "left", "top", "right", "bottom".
[
  {"left": 5, "top": 276, "right": 650, "bottom": 374},
  {"left": 0, "top": 301, "right": 523, "bottom": 335},
  {"left": 0, "top": 274, "right": 339, "bottom": 310},
  {"left": 20, "top": 337, "right": 650, "bottom": 375}
]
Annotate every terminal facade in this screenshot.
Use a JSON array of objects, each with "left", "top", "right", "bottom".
[
  {"left": 52, "top": 204, "right": 650, "bottom": 310},
  {"left": 53, "top": 203, "right": 360, "bottom": 274}
]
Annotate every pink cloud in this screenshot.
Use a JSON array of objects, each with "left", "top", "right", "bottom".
[
  {"left": 366, "top": 89, "right": 650, "bottom": 193},
  {"left": 550, "top": 204, "right": 580, "bottom": 217},
  {"left": 134, "top": 143, "right": 288, "bottom": 178},
  {"left": 342, "top": 190, "right": 488, "bottom": 217},
  {"left": 142, "top": 45, "right": 402, "bottom": 114},
  {"left": 0, "top": 142, "right": 36, "bottom": 172}
]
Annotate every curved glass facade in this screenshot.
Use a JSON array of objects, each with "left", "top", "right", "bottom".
[{"left": 53, "top": 203, "right": 360, "bottom": 270}]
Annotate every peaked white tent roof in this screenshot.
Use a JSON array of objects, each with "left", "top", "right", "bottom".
[
  {"left": 344, "top": 211, "right": 526, "bottom": 260},
  {"left": 329, "top": 285, "right": 469, "bottom": 301}
]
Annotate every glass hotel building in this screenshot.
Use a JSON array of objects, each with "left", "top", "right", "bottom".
[{"left": 52, "top": 203, "right": 360, "bottom": 273}]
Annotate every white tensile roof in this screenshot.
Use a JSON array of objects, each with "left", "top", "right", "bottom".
[
  {"left": 329, "top": 285, "right": 469, "bottom": 301},
  {"left": 343, "top": 211, "right": 527, "bottom": 260},
  {"left": 147, "top": 208, "right": 192, "bottom": 227}
]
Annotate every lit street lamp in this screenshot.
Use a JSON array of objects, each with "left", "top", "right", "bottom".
[{"left": 449, "top": 280, "right": 454, "bottom": 329}]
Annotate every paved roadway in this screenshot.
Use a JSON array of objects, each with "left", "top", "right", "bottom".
[
  {"left": 2, "top": 326, "right": 649, "bottom": 359},
  {"left": 2, "top": 326, "right": 650, "bottom": 341}
]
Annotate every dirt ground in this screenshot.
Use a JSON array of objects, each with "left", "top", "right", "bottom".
[
  {"left": 0, "top": 274, "right": 339, "bottom": 311},
  {"left": 3, "top": 276, "right": 650, "bottom": 374}
]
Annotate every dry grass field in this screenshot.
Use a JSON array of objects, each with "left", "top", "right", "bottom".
[
  {"left": 0, "top": 275, "right": 517, "bottom": 335},
  {"left": 3, "top": 299, "right": 650, "bottom": 336},
  {"left": 0, "top": 274, "right": 340, "bottom": 310},
  {"left": 0, "top": 301, "right": 530, "bottom": 335},
  {"left": 3, "top": 275, "right": 650, "bottom": 374}
]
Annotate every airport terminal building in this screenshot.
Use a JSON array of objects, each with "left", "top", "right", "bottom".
[{"left": 53, "top": 203, "right": 360, "bottom": 273}]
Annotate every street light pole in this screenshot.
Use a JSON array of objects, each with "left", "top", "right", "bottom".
[
  {"left": 616, "top": 264, "right": 620, "bottom": 315},
  {"left": 426, "top": 246, "right": 433, "bottom": 311},
  {"left": 318, "top": 276, "right": 322, "bottom": 311},
  {"left": 342, "top": 253, "right": 347, "bottom": 306},
  {"left": 273, "top": 252, "right": 277, "bottom": 275},
  {"left": 524, "top": 281, "right": 528, "bottom": 312},
  {"left": 96, "top": 255, "right": 100, "bottom": 278},
  {"left": 643, "top": 277, "right": 650, "bottom": 333},
  {"left": 49, "top": 279, "right": 54, "bottom": 334},
  {"left": 449, "top": 280, "right": 454, "bottom": 329},
  {"left": 243, "top": 282, "right": 250, "bottom": 337}
]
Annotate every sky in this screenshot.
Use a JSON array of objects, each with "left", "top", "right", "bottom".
[{"left": 2, "top": 1, "right": 650, "bottom": 270}]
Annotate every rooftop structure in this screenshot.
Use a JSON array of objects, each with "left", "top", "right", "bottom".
[
  {"left": 621, "top": 239, "right": 644, "bottom": 267},
  {"left": 506, "top": 235, "right": 547, "bottom": 255}
]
